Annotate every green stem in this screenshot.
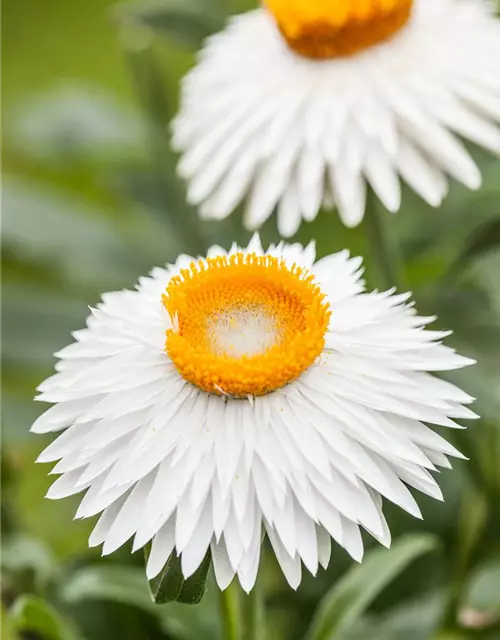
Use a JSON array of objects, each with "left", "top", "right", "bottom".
[
  {"left": 441, "top": 487, "right": 488, "bottom": 632},
  {"left": 241, "top": 580, "right": 265, "bottom": 640},
  {"left": 122, "top": 27, "right": 207, "bottom": 256},
  {"left": 219, "top": 583, "right": 240, "bottom": 640},
  {"left": 364, "top": 191, "right": 406, "bottom": 291}
]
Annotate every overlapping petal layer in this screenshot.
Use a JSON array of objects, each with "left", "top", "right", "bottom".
[{"left": 33, "top": 237, "right": 475, "bottom": 591}]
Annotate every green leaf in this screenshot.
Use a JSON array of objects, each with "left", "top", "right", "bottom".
[
  {"left": 148, "top": 552, "right": 185, "bottom": 604},
  {"left": 147, "top": 550, "right": 212, "bottom": 604},
  {"left": 11, "top": 85, "right": 142, "bottom": 163},
  {"left": 60, "top": 565, "right": 220, "bottom": 640},
  {"left": 122, "top": 0, "right": 227, "bottom": 48},
  {"left": 176, "top": 551, "right": 211, "bottom": 605},
  {"left": 335, "top": 592, "right": 444, "bottom": 640},
  {"left": 446, "top": 218, "right": 500, "bottom": 279},
  {"left": 61, "top": 566, "right": 154, "bottom": 611},
  {"left": 9, "top": 595, "right": 84, "bottom": 640},
  {"left": 305, "top": 535, "right": 439, "bottom": 640},
  {"left": 1, "top": 606, "right": 20, "bottom": 640},
  {"left": 1, "top": 534, "right": 61, "bottom": 590},
  {"left": 2, "top": 177, "right": 141, "bottom": 289},
  {"left": 465, "top": 559, "right": 500, "bottom": 615}
]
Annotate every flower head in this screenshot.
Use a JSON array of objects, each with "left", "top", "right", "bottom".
[
  {"left": 264, "top": 0, "right": 413, "bottom": 59},
  {"left": 33, "top": 236, "right": 476, "bottom": 592},
  {"left": 173, "top": 0, "right": 500, "bottom": 234}
]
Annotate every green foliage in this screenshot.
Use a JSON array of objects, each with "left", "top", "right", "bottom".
[
  {"left": 445, "top": 218, "right": 500, "bottom": 280},
  {"left": 60, "top": 565, "right": 221, "bottom": 639},
  {"left": 1, "top": 606, "right": 20, "bottom": 640},
  {"left": 62, "top": 566, "right": 155, "bottom": 610},
  {"left": 336, "top": 592, "right": 445, "bottom": 640},
  {"left": 464, "top": 560, "right": 500, "bottom": 616},
  {"left": 9, "top": 595, "right": 85, "bottom": 640},
  {"left": 120, "top": 0, "right": 228, "bottom": 47},
  {"left": 146, "top": 551, "right": 212, "bottom": 605},
  {"left": 305, "top": 535, "right": 439, "bottom": 640},
  {"left": 2, "top": 0, "right": 500, "bottom": 639},
  {"left": 1, "top": 535, "right": 61, "bottom": 592}
]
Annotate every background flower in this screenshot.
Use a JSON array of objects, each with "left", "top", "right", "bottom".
[{"left": 173, "top": 0, "right": 500, "bottom": 235}]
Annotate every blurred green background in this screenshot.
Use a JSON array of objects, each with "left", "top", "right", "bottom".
[{"left": 2, "top": 0, "right": 500, "bottom": 638}]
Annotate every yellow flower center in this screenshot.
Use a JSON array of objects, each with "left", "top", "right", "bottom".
[
  {"left": 264, "top": 0, "right": 413, "bottom": 60},
  {"left": 163, "top": 253, "right": 331, "bottom": 398}
]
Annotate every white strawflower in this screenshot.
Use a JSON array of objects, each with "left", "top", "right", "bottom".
[
  {"left": 33, "top": 236, "right": 476, "bottom": 592},
  {"left": 173, "top": 0, "right": 500, "bottom": 235}
]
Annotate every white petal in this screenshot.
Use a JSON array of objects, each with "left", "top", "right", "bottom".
[
  {"left": 295, "top": 503, "right": 319, "bottom": 576},
  {"left": 102, "top": 473, "right": 155, "bottom": 555},
  {"left": 212, "top": 538, "right": 236, "bottom": 591},
  {"left": 181, "top": 499, "right": 213, "bottom": 578},
  {"left": 266, "top": 522, "right": 302, "bottom": 590},
  {"left": 340, "top": 517, "right": 364, "bottom": 563},
  {"left": 146, "top": 518, "right": 176, "bottom": 580},
  {"left": 89, "top": 494, "right": 128, "bottom": 548},
  {"left": 316, "top": 525, "right": 332, "bottom": 570},
  {"left": 46, "top": 470, "right": 90, "bottom": 499}
]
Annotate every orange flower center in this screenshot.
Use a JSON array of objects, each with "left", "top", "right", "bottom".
[
  {"left": 163, "top": 252, "right": 330, "bottom": 397},
  {"left": 264, "top": 0, "right": 413, "bottom": 60}
]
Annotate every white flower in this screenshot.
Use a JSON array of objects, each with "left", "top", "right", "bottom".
[
  {"left": 32, "top": 236, "right": 476, "bottom": 592},
  {"left": 173, "top": 0, "right": 500, "bottom": 236}
]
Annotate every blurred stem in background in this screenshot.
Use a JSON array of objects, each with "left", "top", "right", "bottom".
[
  {"left": 1, "top": 452, "right": 17, "bottom": 536},
  {"left": 364, "top": 190, "right": 407, "bottom": 291},
  {"left": 121, "top": 20, "right": 207, "bottom": 257},
  {"left": 219, "top": 578, "right": 265, "bottom": 640},
  {"left": 441, "top": 487, "right": 488, "bottom": 634},
  {"left": 241, "top": 578, "right": 264, "bottom": 640}
]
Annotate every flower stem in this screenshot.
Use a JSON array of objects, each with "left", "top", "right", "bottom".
[
  {"left": 241, "top": 580, "right": 265, "bottom": 640},
  {"left": 364, "top": 190, "right": 406, "bottom": 291},
  {"left": 122, "top": 28, "right": 207, "bottom": 257},
  {"left": 440, "top": 487, "right": 488, "bottom": 632},
  {"left": 219, "top": 583, "right": 240, "bottom": 640}
]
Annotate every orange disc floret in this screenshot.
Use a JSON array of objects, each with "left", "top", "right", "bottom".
[
  {"left": 163, "top": 252, "right": 331, "bottom": 397},
  {"left": 264, "top": 0, "right": 413, "bottom": 60}
]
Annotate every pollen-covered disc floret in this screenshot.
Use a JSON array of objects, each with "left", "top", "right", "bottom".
[
  {"left": 265, "top": 0, "right": 413, "bottom": 59},
  {"left": 164, "top": 253, "right": 330, "bottom": 397},
  {"left": 32, "top": 237, "right": 477, "bottom": 594}
]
